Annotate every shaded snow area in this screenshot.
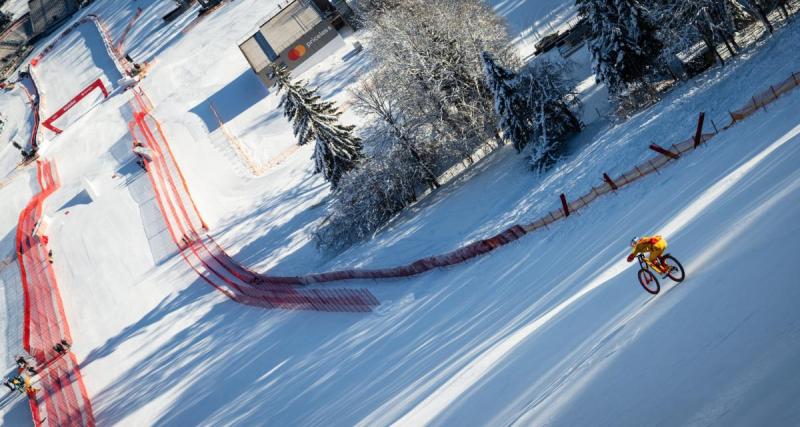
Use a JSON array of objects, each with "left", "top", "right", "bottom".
[
  {"left": 0, "top": 0, "right": 799, "bottom": 424},
  {"left": 487, "top": 0, "right": 578, "bottom": 58}
]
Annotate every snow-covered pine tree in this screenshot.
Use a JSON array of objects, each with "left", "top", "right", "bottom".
[
  {"left": 517, "top": 59, "right": 582, "bottom": 167},
  {"left": 481, "top": 51, "right": 533, "bottom": 152},
  {"left": 735, "top": 0, "right": 791, "bottom": 34},
  {"left": 649, "top": 0, "right": 741, "bottom": 67},
  {"left": 315, "top": 141, "right": 421, "bottom": 251},
  {"left": 270, "top": 65, "right": 363, "bottom": 189},
  {"left": 577, "top": 0, "right": 662, "bottom": 97}
]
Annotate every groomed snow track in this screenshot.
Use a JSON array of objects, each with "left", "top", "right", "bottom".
[{"left": 16, "top": 160, "right": 95, "bottom": 426}]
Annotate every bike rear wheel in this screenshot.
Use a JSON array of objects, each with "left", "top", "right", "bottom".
[
  {"left": 638, "top": 269, "right": 660, "bottom": 294},
  {"left": 663, "top": 254, "right": 685, "bottom": 283}
]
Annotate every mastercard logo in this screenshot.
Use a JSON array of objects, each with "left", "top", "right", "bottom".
[{"left": 287, "top": 45, "right": 307, "bottom": 61}]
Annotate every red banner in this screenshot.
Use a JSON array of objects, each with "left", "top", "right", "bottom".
[{"left": 42, "top": 79, "right": 109, "bottom": 134}]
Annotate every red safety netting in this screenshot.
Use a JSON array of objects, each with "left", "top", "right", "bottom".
[
  {"left": 16, "top": 160, "right": 95, "bottom": 426},
  {"left": 129, "top": 90, "right": 379, "bottom": 312},
  {"left": 115, "top": 7, "right": 143, "bottom": 52}
]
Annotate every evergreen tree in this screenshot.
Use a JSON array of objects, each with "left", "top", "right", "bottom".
[
  {"left": 518, "top": 60, "right": 582, "bottom": 167},
  {"left": 649, "top": 0, "right": 742, "bottom": 66},
  {"left": 270, "top": 65, "right": 363, "bottom": 188},
  {"left": 577, "top": 0, "right": 663, "bottom": 96},
  {"left": 735, "top": 0, "right": 791, "bottom": 34},
  {"left": 481, "top": 51, "right": 533, "bottom": 152}
]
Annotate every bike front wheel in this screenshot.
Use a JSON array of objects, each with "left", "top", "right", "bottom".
[
  {"left": 638, "top": 269, "right": 660, "bottom": 294},
  {"left": 663, "top": 254, "right": 685, "bottom": 283}
]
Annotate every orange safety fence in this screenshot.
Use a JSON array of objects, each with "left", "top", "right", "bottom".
[
  {"left": 233, "top": 68, "right": 799, "bottom": 285},
  {"left": 115, "top": 7, "right": 143, "bottom": 52},
  {"left": 729, "top": 71, "right": 800, "bottom": 123},
  {"left": 208, "top": 102, "right": 303, "bottom": 176}
]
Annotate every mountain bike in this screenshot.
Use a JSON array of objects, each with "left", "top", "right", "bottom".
[{"left": 637, "top": 253, "right": 685, "bottom": 294}]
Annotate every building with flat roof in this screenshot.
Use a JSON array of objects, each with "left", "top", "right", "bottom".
[{"left": 238, "top": 0, "right": 352, "bottom": 88}]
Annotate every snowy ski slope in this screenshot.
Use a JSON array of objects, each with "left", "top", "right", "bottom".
[{"left": 1, "top": 0, "right": 799, "bottom": 425}]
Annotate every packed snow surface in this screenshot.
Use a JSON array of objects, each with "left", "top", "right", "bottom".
[{"left": 1, "top": 0, "right": 799, "bottom": 425}]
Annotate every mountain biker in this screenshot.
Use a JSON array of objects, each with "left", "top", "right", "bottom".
[{"left": 627, "top": 235, "right": 669, "bottom": 273}]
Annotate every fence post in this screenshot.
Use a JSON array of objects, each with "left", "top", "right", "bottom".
[
  {"left": 711, "top": 119, "right": 719, "bottom": 134},
  {"left": 648, "top": 160, "right": 660, "bottom": 174},
  {"left": 560, "top": 193, "right": 570, "bottom": 217},
  {"left": 649, "top": 144, "right": 680, "bottom": 160},
  {"left": 693, "top": 112, "right": 705, "bottom": 148},
  {"left": 603, "top": 173, "right": 618, "bottom": 190}
]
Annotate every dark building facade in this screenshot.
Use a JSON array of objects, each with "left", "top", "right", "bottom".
[{"left": 28, "top": 0, "right": 80, "bottom": 35}]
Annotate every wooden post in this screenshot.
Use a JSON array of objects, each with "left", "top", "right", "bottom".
[
  {"left": 603, "top": 173, "right": 618, "bottom": 190},
  {"left": 710, "top": 119, "right": 719, "bottom": 134},
  {"left": 693, "top": 112, "right": 706, "bottom": 148},
  {"left": 649, "top": 144, "right": 680, "bottom": 160},
  {"left": 560, "top": 193, "right": 570, "bottom": 217}
]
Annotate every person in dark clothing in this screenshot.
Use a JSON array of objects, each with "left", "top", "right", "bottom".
[
  {"left": 53, "top": 339, "right": 71, "bottom": 355},
  {"left": 16, "top": 356, "right": 36, "bottom": 375}
]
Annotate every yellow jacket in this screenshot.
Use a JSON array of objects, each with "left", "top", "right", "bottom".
[{"left": 630, "top": 235, "right": 667, "bottom": 257}]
